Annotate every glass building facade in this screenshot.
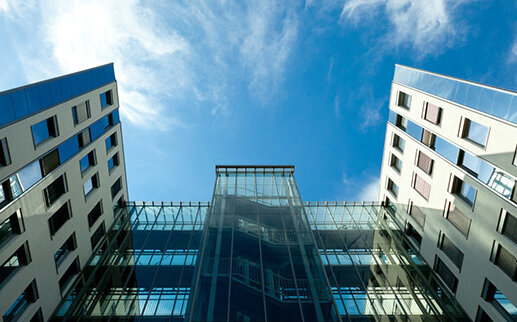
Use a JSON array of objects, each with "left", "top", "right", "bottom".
[{"left": 51, "top": 166, "right": 467, "bottom": 321}]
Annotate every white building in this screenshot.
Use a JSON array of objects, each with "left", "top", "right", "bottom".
[
  {"left": 379, "top": 65, "right": 517, "bottom": 321},
  {"left": 0, "top": 64, "right": 128, "bottom": 321}
]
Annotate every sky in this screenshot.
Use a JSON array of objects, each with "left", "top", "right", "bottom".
[{"left": 1, "top": 0, "right": 517, "bottom": 202}]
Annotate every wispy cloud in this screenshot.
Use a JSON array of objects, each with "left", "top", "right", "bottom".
[
  {"left": 355, "top": 177, "right": 379, "bottom": 201},
  {"left": 509, "top": 33, "right": 517, "bottom": 64},
  {"left": 340, "top": 0, "right": 472, "bottom": 57},
  {"left": 0, "top": 0, "right": 301, "bottom": 130},
  {"left": 334, "top": 94, "right": 341, "bottom": 117}
]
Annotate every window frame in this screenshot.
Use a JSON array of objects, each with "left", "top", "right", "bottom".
[{"left": 31, "top": 116, "right": 58, "bottom": 147}]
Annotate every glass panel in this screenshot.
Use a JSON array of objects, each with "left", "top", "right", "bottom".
[{"left": 17, "top": 160, "right": 42, "bottom": 190}]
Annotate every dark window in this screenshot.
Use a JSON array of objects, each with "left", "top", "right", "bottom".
[
  {"left": 0, "top": 138, "right": 11, "bottom": 167},
  {"left": 44, "top": 175, "right": 67, "bottom": 207},
  {"left": 54, "top": 233, "right": 76, "bottom": 267},
  {"left": 3, "top": 280, "right": 38, "bottom": 322},
  {"left": 416, "top": 150, "right": 434, "bottom": 175},
  {"left": 397, "top": 91, "right": 411, "bottom": 109},
  {"left": 423, "top": 102, "right": 442, "bottom": 125},
  {"left": 87, "top": 202, "right": 103, "bottom": 228},
  {"left": 108, "top": 153, "right": 119, "bottom": 172},
  {"left": 59, "top": 257, "right": 80, "bottom": 293},
  {"left": 475, "top": 306, "right": 493, "bottom": 322},
  {"left": 72, "top": 101, "right": 90, "bottom": 125},
  {"left": 78, "top": 128, "right": 91, "bottom": 148},
  {"left": 0, "top": 179, "right": 14, "bottom": 208},
  {"left": 91, "top": 222, "right": 106, "bottom": 249},
  {"left": 395, "top": 114, "right": 407, "bottom": 131},
  {"left": 445, "top": 202, "right": 471, "bottom": 237},
  {"left": 493, "top": 244, "right": 517, "bottom": 280},
  {"left": 434, "top": 257, "right": 458, "bottom": 293},
  {"left": 390, "top": 154, "right": 402, "bottom": 172},
  {"left": 104, "top": 113, "right": 114, "bottom": 130},
  {"left": 0, "top": 242, "right": 31, "bottom": 286},
  {"left": 406, "top": 223, "right": 422, "bottom": 247},
  {"left": 40, "top": 149, "right": 60, "bottom": 176},
  {"left": 105, "top": 133, "right": 117, "bottom": 152},
  {"left": 501, "top": 211, "right": 517, "bottom": 243},
  {"left": 31, "top": 116, "right": 58, "bottom": 146},
  {"left": 48, "top": 201, "right": 72, "bottom": 236},
  {"left": 413, "top": 173, "right": 431, "bottom": 200},
  {"left": 387, "top": 178, "right": 398, "bottom": 198},
  {"left": 84, "top": 173, "right": 99, "bottom": 197},
  {"left": 392, "top": 134, "right": 405, "bottom": 152},
  {"left": 421, "top": 129, "right": 436, "bottom": 148},
  {"left": 451, "top": 176, "right": 477, "bottom": 207},
  {"left": 409, "top": 203, "right": 426, "bottom": 227},
  {"left": 439, "top": 234, "right": 464, "bottom": 269},
  {"left": 30, "top": 308, "right": 44, "bottom": 322},
  {"left": 461, "top": 118, "right": 489, "bottom": 148},
  {"left": 80, "top": 150, "right": 96, "bottom": 173},
  {"left": 111, "top": 177, "right": 122, "bottom": 199},
  {"left": 100, "top": 90, "right": 113, "bottom": 108},
  {"left": 482, "top": 279, "right": 517, "bottom": 320},
  {"left": 0, "top": 210, "right": 23, "bottom": 247}
]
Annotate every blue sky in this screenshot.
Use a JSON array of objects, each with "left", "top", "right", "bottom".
[{"left": 1, "top": 0, "right": 517, "bottom": 202}]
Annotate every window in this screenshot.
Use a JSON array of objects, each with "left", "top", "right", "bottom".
[
  {"left": 105, "top": 133, "right": 117, "bottom": 152},
  {"left": 0, "top": 210, "right": 23, "bottom": 247},
  {"left": 482, "top": 279, "right": 517, "bottom": 320},
  {"left": 43, "top": 175, "right": 67, "bottom": 207},
  {"left": 72, "top": 101, "right": 90, "bottom": 125},
  {"left": 80, "top": 150, "right": 96, "bottom": 174},
  {"left": 40, "top": 149, "right": 61, "bottom": 176},
  {"left": 513, "top": 145, "right": 517, "bottom": 167},
  {"left": 435, "top": 257, "right": 458, "bottom": 293},
  {"left": 492, "top": 244, "right": 517, "bottom": 280},
  {"left": 416, "top": 150, "right": 433, "bottom": 175},
  {"left": 78, "top": 128, "right": 91, "bottom": 148},
  {"left": 104, "top": 113, "right": 114, "bottom": 130},
  {"left": 409, "top": 202, "right": 426, "bottom": 227},
  {"left": 451, "top": 176, "right": 477, "bottom": 207},
  {"left": 48, "top": 201, "right": 72, "bottom": 236},
  {"left": 91, "top": 222, "right": 106, "bottom": 249},
  {"left": 0, "top": 242, "right": 31, "bottom": 287},
  {"left": 3, "top": 280, "right": 38, "bottom": 322},
  {"left": 100, "top": 90, "right": 113, "bottom": 108},
  {"left": 31, "top": 116, "right": 58, "bottom": 146},
  {"left": 395, "top": 114, "right": 407, "bottom": 131},
  {"left": 392, "top": 134, "right": 405, "bottom": 152},
  {"left": 108, "top": 153, "right": 120, "bottom": 172},
  {"left": 406, "top": 222, "right": 422, "bottom": 247},
  {"left": 499, "top": 210, "right": 517, "bottom": 243},
  {"left": 387, "top": 178, "right": 398, "bottom": 198},
  {"left": 439, "top": 234, "right": 464, "bottom": 269},
  {"left": 87, "top": 201, "right": 103, "bottom": 228},
  {"left": 413, "top": 173, "right": 431, "bottom": 200},
  {"left": 461, "top": 118, "right": 489, "bottom": 148},
  {"left": 0, "top": 138, "right": 11, "bottom": 167},
  {"left": 83, "top": 173, "right": 99, "bottom": 197},
  {"left": 54, "top": 233, "right": 76, "bottom": 267},
  {"left": 389, "top": 154, "right": 402, "bottom": 173},
  {"left": 445, "top": 202, "right": 471, "bottom": 236},
  {"left": 397, "top": 91, "right": 411, "bottom": 109},
  {"left": 111, "top": 177, "right": 122, "bottom": 199},
  {"left": 423, "top": 102, "right": 442, "bottom": 125},
  {"left": 421, "top": 129, "right": 436, "bottom": 148},
  {"left": 59, "top": 257, "right": 79, "bottom": 293}
]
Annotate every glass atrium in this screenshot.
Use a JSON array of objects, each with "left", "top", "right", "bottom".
[{"left": 52, "top": 166, "right": 467, "bottom": 321}]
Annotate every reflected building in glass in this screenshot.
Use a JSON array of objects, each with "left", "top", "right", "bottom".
[
  {"left": 380, "top": 65, "right": 517, "bottom": 321},
  {"left": 52, "top": 166, "right": 466, "bottom": 321}
]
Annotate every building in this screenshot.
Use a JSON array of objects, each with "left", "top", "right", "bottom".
[
  {"left": 0, "top": 64, "right": 128, "bottom": 321},
  {"left": 0, "top": 64, "right": 515, "bottom": 321},
  {"left": 379, "top": 65, "right": 517, "bottom": 321}
]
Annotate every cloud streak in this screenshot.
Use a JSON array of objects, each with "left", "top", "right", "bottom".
[
  {"left": 1, "top": 0, "right": 301, "bottom": 130},
  {"left": 340, "top": 0, "right": 471, "bottom": 57}
]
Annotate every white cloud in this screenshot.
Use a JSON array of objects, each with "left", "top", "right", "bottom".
[
  {"left": 334, "top": 94, "right": 341, "bottom": 117},
  {"left": 1, "top": 0, "right": 300, "bottom": 130},
  {"left": 509, "top": 34, "right": 517, "bottom": 64},
  {"left": 340, "top": 0, "right": 470, "bottom": 57},
  {"left": 360, "top": 104, "right": 382, "bottom": 130},
  {"left": 355, "top": 177, "right": 379, "bottom": 201}
]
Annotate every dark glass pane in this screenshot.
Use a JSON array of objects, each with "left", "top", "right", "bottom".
[
  {"left": 44, "top": 175, "right": 66, "bottom": 207},
  {"left": 40, "top": 149, "right": 61, "bottom": 176},
  {"left": 31, "top": 119, "right": 51, "bottom": 145},
  {"left": 0, "top": 94, "right": 15, "bottom": 126}
]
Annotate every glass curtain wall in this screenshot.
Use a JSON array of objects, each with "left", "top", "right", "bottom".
[{"left": 187, "top": 166, "right": 338, "bottom": 321}]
